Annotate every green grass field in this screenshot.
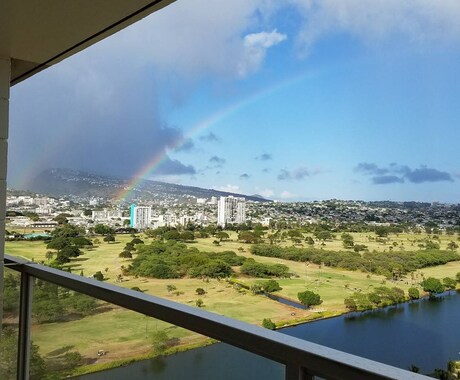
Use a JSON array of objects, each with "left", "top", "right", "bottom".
[{"left": 5, "top": 230, "right": 460, "bottom": 374}]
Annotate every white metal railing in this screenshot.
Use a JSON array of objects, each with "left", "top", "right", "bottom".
[{"left": 4, "top": 255, "right": 430, "bottom": 380}]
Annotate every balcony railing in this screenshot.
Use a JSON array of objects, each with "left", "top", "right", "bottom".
[{"left": 4, "top": 254, "right": 429, "bottom": 380}]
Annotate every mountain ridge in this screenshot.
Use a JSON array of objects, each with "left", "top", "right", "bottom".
[{"left": 25, "top": 168, "right": 271, "bottom": 203}]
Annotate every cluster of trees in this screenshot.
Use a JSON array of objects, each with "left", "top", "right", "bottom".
[
  {"left": 33, "top": 280, "right": 97, "bottom": 323},
  {"left": 421, "top": 276, "right": 458, "bottom": 297},
  {"left": 251, "top": 279, "right": 282, "bottom": 294},
  {"left": 129, "top": 241, "right": 246, "bottom": 279},
  {"left": 250, "top": 244, "right": 460, "bottom": 278},
  {"left": 238, "top": 231, "right": 264, "bottom": 244},
  {"left": 45, "top": 225, "right": 92, "bottom": 265},
  {"left": 240, "top": 259, "right": 290, "bottom": 278},
  {"left": 119, "top": 237, "right": 144, "bottom": 258},
  {"left": 144, "top": 226, "right": 208, "bottom": 241},
  {"left": 4, "top": 272, "right": 97, "bottom": 324},
  {"left": 344, "top": 286, "right": 406, "bottom": 312}
]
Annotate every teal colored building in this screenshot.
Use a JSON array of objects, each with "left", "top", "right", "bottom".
[{"left": 129, "top": 204, "right": 136, "bottom": 228}]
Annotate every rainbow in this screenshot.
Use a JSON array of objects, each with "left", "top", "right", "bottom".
[{"left": 114, "top": 70, "right": 317, "bottom": 202}]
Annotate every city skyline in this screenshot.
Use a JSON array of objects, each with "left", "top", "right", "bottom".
[{"left": 8, "top": 1, "right": 460, "bottom": 202}]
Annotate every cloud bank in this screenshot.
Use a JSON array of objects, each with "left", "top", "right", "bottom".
[{"left": 355, "top": 162, "right": 454, "bottom": 184}]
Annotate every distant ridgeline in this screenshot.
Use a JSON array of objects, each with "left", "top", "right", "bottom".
[{"left": 23, "top": 168, "right": 270, "bottom": 203}]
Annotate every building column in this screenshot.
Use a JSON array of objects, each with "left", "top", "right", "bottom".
[{"left": 0, "top": 57, "right": 10, "bottom": 325}]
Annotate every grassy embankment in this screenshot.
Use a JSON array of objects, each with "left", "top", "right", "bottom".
[{"left": 5, "top": 230, "right": 460, "bottom": 375}]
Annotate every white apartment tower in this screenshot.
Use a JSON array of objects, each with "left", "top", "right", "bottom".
[
  {"left": 217, "top": 196, "right": 246, "bottom": 227},
  {"left": 130, "top": 205, "right": 152, "bottom": 229}
]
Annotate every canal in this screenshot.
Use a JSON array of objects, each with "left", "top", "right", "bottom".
[{"left": 77, "top": 292, "right": 460, "bottom": 379}]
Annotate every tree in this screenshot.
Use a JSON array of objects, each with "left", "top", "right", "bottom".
[
  {"left": 119, "top": 250, "right": 133, "bottom": 258},
  {"left": 195, "top": 298, "right": 204, "bottom": 307},
  {"left": 46, "top": 237, "right": 70, "bottom": 251},
  {"left": 216, "top": 231, "right": 230, "bottom": 242},
  {"left": 421, "top": 277, "right": 445, "bottom": 297},
  {"left": 297, "top": 290, "right": 322, "bottom": 308},
  {"left": 238, "top": 231, "right": 259, "bottom": 244},
  {"left": 164, "top": 230, "right": 181, "bottom": 241},
  {"left": 447, "top": 241, "right": 459, "bottom": 251},
  {"left": 166, "top": 284, "right": 177, "bottom": 293},
  {"left": 53, "top": 213, "right": 69, "bottom": 225},
  {"left": 341, "top": 233, "right": 354, "bottom": 249},
  {"left": 408, "top": 287, "right": 420, "bottom": 300},
  {"left": 151, "top": 330, "right": 169, "bottom": 355},
  {"left": 443, "top": 277, "right": 457, "bottom": 291},
  {"left": 375, "top": 226, "right": 389, "bottom": 238},
  {"left": 344, "top": 297, "right": 357, "bottom": 312},
  {"left": 32, "top": 282, "right": 65, "bottom": 323},
  {"left": 180, "top": 231, "right": 195, "bottom": 241},
  {"left": 353, "top": 244, "right": 368, "bottom": 253},
  {"left": 262, "top": 318, "right": 276, "bottom": 330},
  {"left": 196, "top": 287, "right": 206, "bottom": 295},
  {"left": 103, "top": 234, "right": 115, "bottom": 244},
  {"left": 425, "top": 240, "right": 440, "bottom": 250},
  {"left": 314, "top": 230, "right": 332, "bottom": 241},
  {"left": 94, "top": 224, "right": 113, "bottom": 235},
  {"left": 60, "top": 245, "right": 81, "bottom": 258},
  {"left": 456, "top": 272, "right": 460, "bottom": 283},
  {"left": 64, "top": 351, "right": 82, "bottom": 370},
  {"left": 72, "top": 236, "right": 93, "bottom": 248},
  {"left": 261, "top": 279, "right": 282, "bottom": 293},
  {"left": 93, "top": 271, "right": 105, "bottom": 281},
  {"left": 45, "top": 251, "right": 54, "bottom": 261}
]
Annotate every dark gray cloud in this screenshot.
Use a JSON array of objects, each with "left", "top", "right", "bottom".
[
  {"left": 256, "top": 153, "right": 272, "bottom": 161},
  {"left": 154, "top": 158, "right": 196, "bottom": 175},
  {"left": 240, "top": 173, "right": 250, "bottom": 179},
  {"left": 277, "top": 167, "right": 311, "bottom": 181},
  {"left": 405, "top": 167, "right": 453, "bottom": 183},
  {"left": 199, "top": 132, "right": 221, "bottom": 143},
  {"left": 209, "top": 156, "right": 226, "bottom": 165},
  {"left": 355, "top": 162, "right": 454, "bottom": 185},
  {"left": 372, "top": 175, "right": 404, "bottom": 185},
  {"left": 8, "top": 47, "right": 201, "bottom": 187}
]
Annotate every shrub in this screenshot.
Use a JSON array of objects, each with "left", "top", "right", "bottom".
[
  {"left": 297, "top": 290, "right": 322, "bottom": 307},
  {"left": 262, "top": 318, "right": 276, "bottom": 330}
]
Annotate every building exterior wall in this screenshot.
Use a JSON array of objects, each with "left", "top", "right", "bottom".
[
  {"left": 217, "top": 196, "right": 246, "bottom": 227},
  {"left": 131, "top": 205, "right": 151, "bottom": 229}
]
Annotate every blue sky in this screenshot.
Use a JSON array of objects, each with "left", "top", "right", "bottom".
[{"left": 8, "top": 0, "right": 460, "bottom": 202}]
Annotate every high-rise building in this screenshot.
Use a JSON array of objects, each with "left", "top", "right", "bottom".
[
  {"left": 217, "top": 196, "right": 246, "bottom": 227},
  {"left": 130, "top": 204, "right": 152, "bottom": 229}
]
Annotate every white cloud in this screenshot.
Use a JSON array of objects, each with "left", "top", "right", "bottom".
[
  {"left": 238, "top": 29, "right": 287, "bottom": 77},
  {"left": 279, "top": 190, "right": 296, "bottom": 199},
  {"left": 258, "top": 188, "right": 275, "bottom": 198},
  {"left": 215, "top": 184, "right": 241, "bottom": 193},
  {"left": 289, "top": 0, "right": 460, "bottom": 55},
  {"left": 97, "top": 0, "right": 284, "bottom": 80}
]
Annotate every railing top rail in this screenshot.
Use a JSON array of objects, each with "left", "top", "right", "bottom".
[{"left": 4, "top": 255, "right": 429, "bottom": 380}]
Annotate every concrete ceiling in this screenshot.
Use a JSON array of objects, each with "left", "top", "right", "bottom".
[{"left": 0, "top": 0, "right": 176, "bottom": 85}]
